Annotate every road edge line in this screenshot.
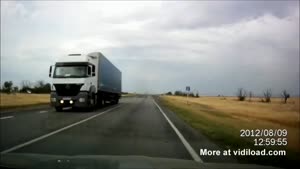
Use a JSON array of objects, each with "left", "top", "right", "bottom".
[
  {"left": 1, "top": 105, "right": 121, "bottom": 154},
  {"left": 153, "top": 99, "right": 203, "bottom": 163},
  {"left": 0, "top": 116, "right": 14, "bottom": 120}
]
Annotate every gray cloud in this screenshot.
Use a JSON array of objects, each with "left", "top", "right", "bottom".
[
  {"left": 1, "top": 1, "right": 299, "bottom": 96},
  {"left": 146, "top": 1, "right": 298, "bottom": 29}
]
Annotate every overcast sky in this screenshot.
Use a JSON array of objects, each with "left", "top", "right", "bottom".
[{"left": 1, "top": 1, "right": 299, "bottom": 96}]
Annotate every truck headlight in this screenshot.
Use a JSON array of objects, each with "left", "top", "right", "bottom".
[
  {"left": 51, "top": 98, "right": 56, "bottom": 102},
  {"left": 60, "top": 100, "right": 64, "bottom": 104},
  {"left": 79, "top": 98, "right": 85, "bottom": 102},
  {"left": 69, "top": 100, "right": 73, "bottom": 104}
]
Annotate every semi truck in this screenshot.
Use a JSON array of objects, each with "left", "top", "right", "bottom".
[{"left": 49, "top": 52, "right": 121, "bottom": 111}]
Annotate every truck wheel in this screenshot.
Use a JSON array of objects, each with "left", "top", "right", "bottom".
[
  {"left": 101, "top": 95, "right": 106, "bottom": 107},
  {"left": 88, "top": 93, "right": 96, "bottom": 111},
  {"left": 55, "top": 107, "right": 62, "bottom": 112},
  {"left": 100, "top": 98, "right": 105, "bottom": 107},
  {"left": 94, "top": 95, "right": 98, "bottom": 108},
  {"left": 115, "top": 99, "right": 119, "bottom": 104}
]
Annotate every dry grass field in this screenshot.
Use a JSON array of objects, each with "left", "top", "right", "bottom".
[
  {"left": 0, "top": 93, "right": 50, "bottom": 110},
  {"left": 121, "top": 93, "right": 136, "bottom": 97},
  {"left": 161, "top": 95, "right": 299, "bottom": 150},
  {"left": 160, "top": 95, "right": 299, "bottom": 167}
]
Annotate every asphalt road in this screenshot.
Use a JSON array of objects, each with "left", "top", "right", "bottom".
[{"left": 0, "top": 96, "right": 235, "bottom": 163}]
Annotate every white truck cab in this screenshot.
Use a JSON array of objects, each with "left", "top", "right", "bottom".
[{"left": 49, "top": 52, "right": 121, "bottom": 111}]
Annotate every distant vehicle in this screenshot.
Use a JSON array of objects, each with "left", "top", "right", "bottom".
[{"left": 49, "top": 52, "right": 121, "bottom": 111}]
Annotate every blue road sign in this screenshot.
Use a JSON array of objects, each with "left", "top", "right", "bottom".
[{"left": 186, "top": 86, "right": 190, "bottom": 91}]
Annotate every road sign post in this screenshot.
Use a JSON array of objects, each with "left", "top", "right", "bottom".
[{"left": 186, "top": 86, "right": 190, "bottom": 105}]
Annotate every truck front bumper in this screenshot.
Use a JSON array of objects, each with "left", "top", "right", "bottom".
[{"left": 50, "top": 92, "right": 89, "bottom": 108}]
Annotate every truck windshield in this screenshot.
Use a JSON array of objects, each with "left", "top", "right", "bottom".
[{"left": 53, "top": 66, "right": 88, "bottom": 78}]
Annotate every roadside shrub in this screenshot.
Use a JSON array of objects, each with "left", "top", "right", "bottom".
[
  {"left": 248, "top": 91, "right": 253, "bottom": 102},
  {"left": 237, "top": 88, "right": 247, "bottom": 101},
  {"left": 263, "top": 89, "right": 272, "bottom": 103},
  {"left": 281, "top": 90, "right": 290, "bottom": 104},
  {"left": 2, "top": 81, "right": 13, "bottom": 94},
  {"left": 166, "top": 91, "right": 173, "bottom": 95}
]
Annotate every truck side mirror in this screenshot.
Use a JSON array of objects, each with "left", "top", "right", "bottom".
[
  {"left": 92, "top": 65, "right": 95, "bottom": 76},
  {"left": 49, "top": 66, "right": 52, "bottom": 77},
  {"left": 87, "top": 66, "right": 92, "bottom": 76}
]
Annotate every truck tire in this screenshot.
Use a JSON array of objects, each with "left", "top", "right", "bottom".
[
  {"left": 100, "top": 98, "right": 105, "bottom": 107},
  {"left": 55, "top": 106, "right": 62, "bottom": 112},
  {"left": 87, "top": 92, "right": 96, "bottom": 111},
  {"left": 100, "top": 93, "right": 105, "bottom": 107}
]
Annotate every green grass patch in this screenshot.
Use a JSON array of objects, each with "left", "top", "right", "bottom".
[
  {"left": 0, "top": 103, "right": 49, "bottom": 111},
  {"left": 160, "top": 97, "right": 299, "bottom": 169}
]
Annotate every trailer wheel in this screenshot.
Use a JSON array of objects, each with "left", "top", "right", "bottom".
[
  {"left": 101, "top": 98, "right": 105, "bottom": 107},
  {"left": 101, "top": 94, "right": 106, "bottom": 106}
]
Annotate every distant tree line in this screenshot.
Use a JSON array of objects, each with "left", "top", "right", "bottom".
[
  {"left": 1, "top": 80, "right": 50, "bottom": 94},
  {"left": 164, "top": 87, "right": 291, "bottom": 104},
  {"left": 236, "top": 88, "right": 290, "bottom": 104},
  {"left": 165, "top": 91, "right": 199, "bottom": 98}
]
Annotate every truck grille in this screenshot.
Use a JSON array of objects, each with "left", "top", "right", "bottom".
[{"left": 54, "top": 84, "right": 84, "bottom": 96}]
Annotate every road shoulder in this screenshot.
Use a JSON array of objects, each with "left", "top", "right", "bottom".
[
  {"left": 153, "top": 96, "right": 237, "bottom": 163},
  {"left": 0, "top": 104, "right": 51, "bottom": 116}
]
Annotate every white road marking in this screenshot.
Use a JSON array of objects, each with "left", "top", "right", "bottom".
[
  {"left": 0, "top": 105, "right": 121, "bottom": 154},
  {"left": 0, "top": 116, "right": 14, "bottom": 120},
  {"left": 153, "top": 99, "right": 203, "bottom": 163},
  {"left": 39, "top": 110, "right": 48, "bottom": 114}
]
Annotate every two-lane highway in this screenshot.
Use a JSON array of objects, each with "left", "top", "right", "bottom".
[
  {"left": 1, "top": 104, "right": 113, "bottom": 152},
  {"left": 1, "top": 96, "right": 235, "bottom": 163}
]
